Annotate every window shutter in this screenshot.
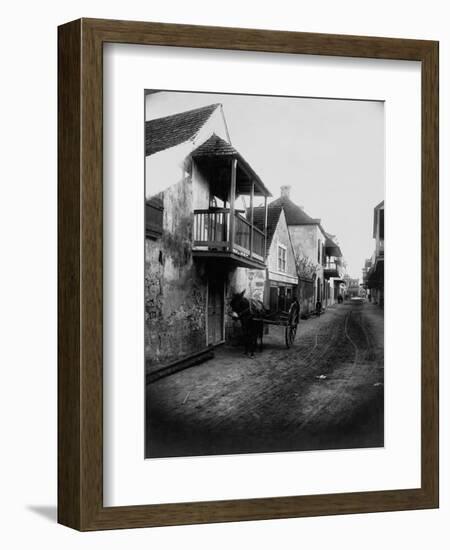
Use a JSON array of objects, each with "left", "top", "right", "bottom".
[{"left": 146, "top": 196, "right": 164, "bottom": 239}]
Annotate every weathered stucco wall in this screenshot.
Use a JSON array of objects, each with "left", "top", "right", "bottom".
[
  {"left": 145, "top": 141, "right": 193, "bottom": 200},
  {"left": 144, "top": 107, "right": 231, "bottom": 366},
  {"left": 192, "top": 160, "right": 210, "bottom": 210},
  {"left": 145, "top": 173, "right": 207, "bottom": 367},
  {"left": 298, "top": 277, "right": 315, "bottom": 316},
  {"left": 229, "top": 267, "right": 266, "bottom": 303},
  {"left": 288, "top": 224, "right": 326, "bottom": 308},
  {"left": 288, "top": 224, "right": 320, "bottom": 264}
]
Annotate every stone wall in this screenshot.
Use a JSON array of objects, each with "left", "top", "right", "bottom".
[
  {"left": 298, "top": 277, "right": 315, "bottom": 316},
  {"left": 288, "top": 224, "right": 325, "bottom": 310},
  {"left": 145, "top": 174, "right": 207, "bottom": 368}
]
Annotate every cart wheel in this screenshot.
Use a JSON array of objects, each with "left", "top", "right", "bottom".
[{"left": 285, "top": 301, "right": 299, "bottom": 348}]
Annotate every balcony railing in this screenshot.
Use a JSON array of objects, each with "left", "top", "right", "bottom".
[
  {"left": 325, "top": 259, "right": 342, "bottom": 270},
  {"left": 324, "top": 259, "right": 343, "bottom": 278},
  {"left": 193, "top": 208, "right": 265, "bottom": 262}
]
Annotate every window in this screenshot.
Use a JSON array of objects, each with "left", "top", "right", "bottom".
[
  {"left": 146, "top": 196, "right": 164, "bottom": 239},
  {"left": 278, "top": 245, "right": 286, "bottom": 272},
  {"left": 317, "top": 239, "right": 321, "bottom": 263}
]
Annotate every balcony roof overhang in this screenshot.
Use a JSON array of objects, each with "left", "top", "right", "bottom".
[
  {"left": 192, "top": 134, "right": 272, "bottom": 200},
  {"left": 325, "top": 246, "right": 342, "bottom": 257},
  {"left": 325, "top": 234, "right": 342, "bottom": 257}
]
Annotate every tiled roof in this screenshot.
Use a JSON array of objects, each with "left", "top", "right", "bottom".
[
  {"left": 191, "top": 133, "right": 238, "bottom": 158},
  {"left": 252, "top": 204, "right": 284, "bottom": 256},
  {"left": 269, "top": 195, "right": 320, "bottom": 226},
  {"left": 193, "top": 134, "right": 272, "bottom": 198},
  {"left": 145, "top": 103, "right": 220, "bottom": 156}
]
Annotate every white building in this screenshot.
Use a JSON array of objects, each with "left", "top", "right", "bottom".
[{"left": 270, "top": 186, "right": 328, "bottom": 312}]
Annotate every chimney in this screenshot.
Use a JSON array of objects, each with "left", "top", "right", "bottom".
[{"left": 280, "top": 185, "right": 291, "bottom": 199}]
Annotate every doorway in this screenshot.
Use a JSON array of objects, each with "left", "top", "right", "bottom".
[{"left": 207, "top": 276, "right": 225, "bottom": 345}]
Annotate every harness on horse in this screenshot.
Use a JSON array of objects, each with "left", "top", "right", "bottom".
[
  {"left": 233, "top": 303, "right": 251, "bottom": 320},
  {"left": 232, "top": 298, "right": 264, "bottom": 321}
]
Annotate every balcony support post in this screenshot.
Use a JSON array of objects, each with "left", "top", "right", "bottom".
[
  {"left": 249, "top": 181, "right": 254, "bottom": 258},
  {"left": 229, "top": 157, "right": 237, "bottom": 253}
]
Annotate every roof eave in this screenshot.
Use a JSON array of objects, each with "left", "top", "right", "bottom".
[
  {"left": 235, "top": 153, "right": 272, "bottom": 197},
  {"left": 192, "top": 149, "right": 272, "bottom": 198}
]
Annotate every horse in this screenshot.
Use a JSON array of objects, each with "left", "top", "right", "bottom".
[{"left": 229, "top": 290, "right": 266, "bottom": 356}]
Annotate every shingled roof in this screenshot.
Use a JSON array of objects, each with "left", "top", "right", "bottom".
[
  {"left": 192, "top": 134, "right": 271, "bottom": 197},
  {"left": 269, "top": 195, "right": 320, "bottom": 226},
  {"left": 252, "top": 204, "right": 284, "bottom": 256},
  {"left": 191, "top": 133, "right": 238, "bottom": 158},
  {"left": 145, "top": 103, "right": 221, "bottom": 156}
]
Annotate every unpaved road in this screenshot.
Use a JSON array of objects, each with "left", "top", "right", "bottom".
[{"left": 146, "top": 301, "right": 384, "bottom": 458}]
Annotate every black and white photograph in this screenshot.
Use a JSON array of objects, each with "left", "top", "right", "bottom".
[
  {"left": 3, "top": 2, "right": 443, "bottom": 543},
  {"left": 144, "top": 90, "right": 385, "bottom": 459}
]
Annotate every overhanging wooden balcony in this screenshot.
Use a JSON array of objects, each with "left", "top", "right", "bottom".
[
  {"left": 191, "top": 133, "right": 272, "bottom": 270},
  {"left": 324, "top": 259, "right": 343, "bottom": 279},
  {"left": 193, "top": 208, "right": 266, "bottom": 269}
]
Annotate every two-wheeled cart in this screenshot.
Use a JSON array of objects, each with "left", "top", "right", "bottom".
[{"left": 262, "top": 300, "right": 300, "bottom": 348}]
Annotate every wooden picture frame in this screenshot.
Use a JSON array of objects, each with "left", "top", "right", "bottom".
[{"left": 58, "top": 18, "right": 439, "bottom": 531}]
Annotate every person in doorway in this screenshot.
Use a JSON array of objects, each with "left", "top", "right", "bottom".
[{"left": 316, "top": 300, "right": 322, "bottom": 316}]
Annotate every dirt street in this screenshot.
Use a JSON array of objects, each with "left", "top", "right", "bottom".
[{"left": 146, "top": 301, "right": 384, "bottom": 458}]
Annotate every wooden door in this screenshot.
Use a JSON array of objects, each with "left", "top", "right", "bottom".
[
  {"left": 208, "top": 277, "right": 224, "bottom": 345},
  {"left": 269, "top": 286, "right": 278, "bottom": 313},
  {"left": 278, "top": 286, "right": 286, "bottom": 312}
]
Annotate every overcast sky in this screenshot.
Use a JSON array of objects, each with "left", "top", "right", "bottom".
[{"left": 146, "top": 91, "right": 385, "bottom": 279}]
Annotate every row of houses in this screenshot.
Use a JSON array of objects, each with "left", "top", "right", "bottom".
[
  {"left": 343, "top": 274, "right": 362, "bottom": 299},
  {"left": 145, "top": 101, "right": 347, "bottom": 367},
  {"left": 362, "top": 200, "right": 384, "bottom": 306}
]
